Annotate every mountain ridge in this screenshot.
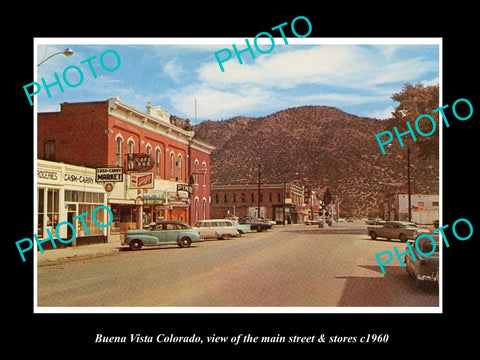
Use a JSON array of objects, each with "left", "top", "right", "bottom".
[{"left": 192, "top": 105, "right": 439, "bottom": 217}]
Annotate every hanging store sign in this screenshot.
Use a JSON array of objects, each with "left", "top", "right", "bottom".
[
  {"left": 177, "top": 183, "right": 194, "bottom": 194},
  {"left": 126, "top": 153, "right": 153, "bottom": 172},
  {"left": 143, "top": 193, "right": 168, "bottom": 205},
  {"left": 95, "top": 167, "right": 123, "bottom": 182},
  {"left": 130, "top": 172, "right": 154, "bottom": 189}
]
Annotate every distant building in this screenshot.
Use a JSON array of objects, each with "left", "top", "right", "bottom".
[
  {"left": 210, "top": 182, "right": 306, "bottom": 223},
  {"left": 382, "top": 192, "right": 439, "bottom": 224}
]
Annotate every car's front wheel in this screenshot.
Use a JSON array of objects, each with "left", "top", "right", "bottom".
[
  {"left": 178, "top": 237, "right": 192, "bottom": 248},
  {"left": 129, "top": 239, "right": 142, "bottom": 251},
  {"left": 369, "top": 231, "right": 377, "bottom": 240}
]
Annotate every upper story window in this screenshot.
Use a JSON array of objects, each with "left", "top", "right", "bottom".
[
  {"left": 194, "top": 160, "right": 199, "bottom": 184},
  {"left": 170, "top": 152, "right": 175, "bottom": 180},
  {"left": 44, "top": 139, "right": 55, "bottom": 161},
  {"left": 202, "top": 162, "right": 207, "bottom": 185},
  {"left": 127, "top": 139, "right": 135, "bottom": 154},
  {"left": 155, "top": 148, "right": 161, "bottom": 177},
  {"left": 115, "top": 136, "right": 123, "bottom": 167},
  {"left": 177, "top": 155, "right": 182, "bottom": 181}
]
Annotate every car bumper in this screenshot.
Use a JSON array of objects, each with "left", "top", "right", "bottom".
[{"left": 417, "top": 270, "right": 439, "bottom": 283}]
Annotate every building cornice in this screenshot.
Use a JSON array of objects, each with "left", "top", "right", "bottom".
[{"left": 108, "top": 97, "right": 195, "bottom": 145}]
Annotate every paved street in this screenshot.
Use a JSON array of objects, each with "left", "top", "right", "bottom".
[{"left": 37, "top": 221, "right": 439, "bottom": 308}]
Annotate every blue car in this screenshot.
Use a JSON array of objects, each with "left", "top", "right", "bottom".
[{"left": 121, "top": 221, "right": 201, "bottom": 251}]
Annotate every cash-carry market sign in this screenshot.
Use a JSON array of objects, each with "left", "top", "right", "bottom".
[{"left": 95, "top": 167, "right": 123, "bottom": 182}]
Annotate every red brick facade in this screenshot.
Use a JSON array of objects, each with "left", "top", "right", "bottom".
[
  {"left": 38, "top": 98, "right": 214, "bottom": 228},
  {"left": 210, "top": 183, "right": 306, "bottom": 223}
]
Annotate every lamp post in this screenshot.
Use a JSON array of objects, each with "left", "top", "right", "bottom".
[{"left": 37, "top": 48, "right": 74, "bottom": 67}]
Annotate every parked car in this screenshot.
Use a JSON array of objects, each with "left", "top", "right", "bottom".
[
  {"left": 233, "top": 221, "right": 251, "bottom": 234},
  {"left": 365, "top": 218, "right": 386, "bottom": 225},
  {"left": 194, "top": 219, "right": 239, "bottom": 240},
  {"left": 121, "top": 221, "right": 201, "bottom": 250},
  {"left": 240, "top": 217, "right": 272, "bottom": 232},
  {"left": 367, "top": 221, "right": 423, "bottom": 242},
  {"left": 404, "top": 234, "right": 439, "bottom": 287}
]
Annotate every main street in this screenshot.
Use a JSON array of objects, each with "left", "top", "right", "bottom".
[{"left": 37, "top": 221, "right": 439, "bottom": 308}]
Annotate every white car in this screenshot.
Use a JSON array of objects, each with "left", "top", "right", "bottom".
[{"left": 194, "top": 219, "right": 239, "bottom": 240}]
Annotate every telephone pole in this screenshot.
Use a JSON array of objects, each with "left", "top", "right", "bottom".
[{"left": 257, "top": 163, "right": 261, "bottom": 219}]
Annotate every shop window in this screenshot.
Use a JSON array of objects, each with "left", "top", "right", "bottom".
[
  {"left": 37, "top": 188, "right": 44, "bottom": 236},
  {"left": 78, "top": 204, "right": 104, "bottom": 236},
  {"left": 41, "top": 188, "right": 59, "bottom": 238}
]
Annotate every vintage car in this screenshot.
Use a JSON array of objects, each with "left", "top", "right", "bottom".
[
  {"left": 239, "top": 217, "right": 272, "bottom": 232},
  {"left": 365, "top": 218, "right": 386, "bottom": 225},
  {"left": 121, "top": 221, "right": 201, "bottom": 250},
  {"left": 404, "top": 234, "right": 439, "bottom": 287},
  {"left": 193, "top": 219, "right": 239, "bottom": 240},
  {"left": 232, "top": 221, "right": 251, "bottom": 234},
  {"left": 367, "top": 221, "right": 423, "bottom": 242}
]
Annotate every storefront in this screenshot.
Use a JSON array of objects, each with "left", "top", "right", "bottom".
[
  {"left": 37, "top": 160, "right": 108, "bottom": 248},
  {"left": 105, "top": 172, "right": 193, "bottom": 239}
]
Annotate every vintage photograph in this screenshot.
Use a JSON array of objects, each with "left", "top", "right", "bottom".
[{"left": 32, "top": 38, "right": 441, "bottom": 311}]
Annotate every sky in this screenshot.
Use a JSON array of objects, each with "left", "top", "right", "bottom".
[{"left": 34, "top": 38, "right": 440, "bottom": 123}]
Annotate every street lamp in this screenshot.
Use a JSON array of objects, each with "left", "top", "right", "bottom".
[{"left": 37, "top": 48, "right": 74, "bottom": 67}]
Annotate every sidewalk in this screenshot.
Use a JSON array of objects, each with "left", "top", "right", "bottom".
[{"left": 37, "top": 241, "right": 122, "bottom": 266}]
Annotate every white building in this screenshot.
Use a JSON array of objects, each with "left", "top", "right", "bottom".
[
  {"left": 396, "top": 193, "right": 439, "bottom": 224},
  {"left": 36, "top": 160, "right": 108, "bottom": 248}
]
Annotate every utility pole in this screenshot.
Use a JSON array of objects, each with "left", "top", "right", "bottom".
[
  {"left": 407, "top": 146, "right": 412, "bottom": 222},
  {"left": 257, "top": 163, "right": 261, "bottom": 219}
]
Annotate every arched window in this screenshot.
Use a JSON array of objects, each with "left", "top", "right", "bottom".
[
  {"left": 170, "top": 152, "right": 175, "bottom": 180},
  {"left": 127, "top": 139, "right": 135, "bottom": 154},
  {"left": 155, "top": 148, "right": 161, "bottom": 177},
  {"left": 194, "top": 159, "right": 199, "bottom": 184},
  {"left": 145, "top": 144, "right": 152, "bottom": 155},
  {"left": 115, "top": 136, "right": 123, "bottom": 167},
  {"left": 202, "top": 198, "right": 207, "bottom": 220},
  {"left": 202, "top": 162, "right": 207, "bottom": 185},
  {"left": 194, "top": 197, "right": 199, "bottom": 222},
  {"left": 177, "top": 155, "right": 182, "bottom": 181}
]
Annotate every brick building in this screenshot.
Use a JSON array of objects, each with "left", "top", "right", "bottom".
[
  {"left": 210, "top": 182, "right": 306, "bottom": 223},
  {"left": 38, "top": 97, "right": 214, "bottom": 242}
]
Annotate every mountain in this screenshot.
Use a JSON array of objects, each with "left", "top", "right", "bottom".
[{"left": 192, "top": 106, "right": 439, "bottom": 217}]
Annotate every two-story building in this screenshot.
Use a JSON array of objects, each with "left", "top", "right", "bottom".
[
  {"left": 210, "top": 182, "right": 306, "bottom": 223},
  {"left": 37, "top": 97, "right": 214, "bottom": 243}
]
